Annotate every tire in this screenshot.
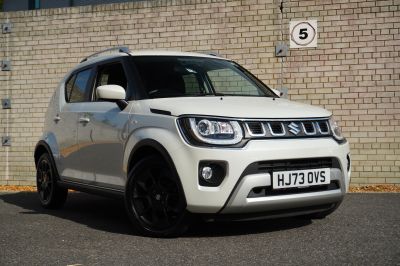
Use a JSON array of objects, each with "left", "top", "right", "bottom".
[
  {"left": 125, "top": 155, "right": 189, "bottom": 237},
  {"left": 36, "top": 153, "right": 68, "bottom": 209}
]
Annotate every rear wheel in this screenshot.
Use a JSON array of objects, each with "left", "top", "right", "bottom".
[
  {"left": 125, "top": 155, "right": 189, "bottom": 237},
  {"left": 36, "top": 153, "right": 68, "bottom": 209}
]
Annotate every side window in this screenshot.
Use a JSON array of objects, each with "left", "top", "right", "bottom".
[
  {"left": 94, "top": 63, "right": 127, "bottom": 101},
  {"left": 65, "top": 74, "right": 76, "bottom": 102},
  {"left": 67, "top": 68, "right": 92, "bottom": 103}
]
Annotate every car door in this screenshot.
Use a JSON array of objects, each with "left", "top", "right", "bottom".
[
  {"left": 58, "top": 67, "right": 94, "bottom": 183},
  {"left": 77, "top": 60, "right": 131, "bottom": 190}
]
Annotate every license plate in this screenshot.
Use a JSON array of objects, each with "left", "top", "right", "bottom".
[{"left": 272, "top": 168, "right": 330, "bottom": 189}]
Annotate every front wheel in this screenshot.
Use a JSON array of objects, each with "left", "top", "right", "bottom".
[
  {"left": 36, "top": 153, "right": 68, "bottom": 209},
  {"left": 125, "top": 155, "right": 189, "bottom": 237}
]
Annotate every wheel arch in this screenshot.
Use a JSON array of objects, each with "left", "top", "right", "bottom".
[
  {"left": 34, "top": 140, "right": 53, "bottom": 167},
  {"left": 128, "top": 139, "right": 176, "bottom": 175},
  {"left": 34, "top": 140, "right": 60, "bottom": 179},
  {"left": 127, "top": 139, "right": 187, "bottom": 204}
]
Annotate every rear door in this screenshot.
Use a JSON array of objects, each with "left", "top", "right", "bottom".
[
  {"left": 77, "top": 59, "right": 132, "bottom": 190},
  {"left": 58, "top": 67, "right": 94, "bottom": 183}
]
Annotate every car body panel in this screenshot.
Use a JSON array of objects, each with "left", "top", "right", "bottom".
[
  {"left": 35, "top": 50, "right": 351, "bottom": 219},
  {"left": 139, "top": 97, "right": 332, "bottom": 119},
  {"left": 76, "top": 101, "right": 131, "bottom": 188},
  {"left": 168, "top": 133, "right": 350, "bottom": 213},
  {"left": 41, "top": 81, "right": 82, "bottom": 181}
]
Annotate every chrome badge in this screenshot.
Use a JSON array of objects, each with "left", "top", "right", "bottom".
[{"left": 288, "top": 122, "right": 301, "bottom": 135}]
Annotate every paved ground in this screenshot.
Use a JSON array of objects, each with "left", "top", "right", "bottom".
[{"left": 0, "top": 192, "right": 398, "bottom": 266}]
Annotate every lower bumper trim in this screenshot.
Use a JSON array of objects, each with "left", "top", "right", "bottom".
[{"left": 202, "top": 203, "right": 337, "bottom": 222}]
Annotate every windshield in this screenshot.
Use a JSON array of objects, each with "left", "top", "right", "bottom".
[{"left": 130, "top": 56, "right": 275, "bottom": 99}]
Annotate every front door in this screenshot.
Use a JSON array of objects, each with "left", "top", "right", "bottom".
[{"left": 77, "top": 61, "right": 131, "bottom": 189}]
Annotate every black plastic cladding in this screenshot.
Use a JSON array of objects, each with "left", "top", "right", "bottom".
[{"left": 198, "top": 161, "right": 227, "bottom": 187}]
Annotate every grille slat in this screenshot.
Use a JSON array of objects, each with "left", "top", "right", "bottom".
[
  {"left": 248, "top": 181, "right": 340, "bottom": 198},
  {"left": 317, "top": 121, "right": 329, "bottom": 134},
  {"left": 302, "top": 122, "right": 316, "bottom": 135},
  {"left": 268, "top": 122, "right": 285, "bottom": 136},
  {"left": 246, "top": 122, "right": 264, "bottom": 136},
  {"left": 257, "top": 158, "right": 334, "bottom": 172}
]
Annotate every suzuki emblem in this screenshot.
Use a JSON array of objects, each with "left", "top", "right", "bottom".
[{"left": 288, "top": 122, "right": 301, "bottom": 135}]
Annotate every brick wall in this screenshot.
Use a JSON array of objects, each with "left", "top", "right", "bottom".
[{"left": 0, "top": 0, "right": 399, "bottom": 186}]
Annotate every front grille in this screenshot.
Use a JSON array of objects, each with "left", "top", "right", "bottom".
[
  {"left": 256, "top": 157, "right": 334, "bottom": 173},
  {"left": 243, "top": 119, "right": 331, "bottom": 139}
]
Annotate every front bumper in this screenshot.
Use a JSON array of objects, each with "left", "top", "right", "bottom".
[
  {"left": 172, "top": 137, "right": 350, "bottom": 214},
  {"left": 221, "top": 168, "right": 344, "bottom": 214}
]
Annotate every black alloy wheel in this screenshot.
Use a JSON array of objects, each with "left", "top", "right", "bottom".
[
  {"left": 125, "top": 155, "right": 189, "bottom": 237},
  {"left": 36, "top": 153, "right": 68, "bottom": 209}
]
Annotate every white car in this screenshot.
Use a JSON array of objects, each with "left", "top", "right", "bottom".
[{"left": 34, "top": 47, "right": 351, "bottom": 237}]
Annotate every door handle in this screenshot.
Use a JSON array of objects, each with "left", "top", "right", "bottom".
[
  {"left": 79, "top": 117, "right": 90, "bottom": 123},
  {"left": 53, "top": 115, "right": 61, "bottom": 122}
]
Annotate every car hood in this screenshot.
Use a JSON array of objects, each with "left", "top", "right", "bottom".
[{"left": 140, "top": 96, "right": 331, "bottom": 119}]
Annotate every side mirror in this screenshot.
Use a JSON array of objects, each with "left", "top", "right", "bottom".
[
  {"left": 96, "top": 85, "right": 128, "bottom": 110},
  {"left": 271, "top": 88, "right": 283, "bottom": 97}
]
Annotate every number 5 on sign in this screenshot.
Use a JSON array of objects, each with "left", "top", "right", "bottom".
[{"left": 289, "top": 20, "right": 317, "bottom": 48}]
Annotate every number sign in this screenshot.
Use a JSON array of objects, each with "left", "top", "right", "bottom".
[{"left": 289, "top": 20, "right": 317, "bottom": 48}]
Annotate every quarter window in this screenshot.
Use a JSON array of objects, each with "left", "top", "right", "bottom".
[
  {"left": 65, "top": 74, "right": 76, "bottom": 102},
  {"left": 66, "top": 68, "right": 92, "bottom": 103}
]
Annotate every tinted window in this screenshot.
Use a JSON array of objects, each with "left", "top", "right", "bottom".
[
  {"left": 65, "top": 74, "right": 76, "bottom": 102},
  {"left": 130, "top": 56, "right": 274, "bottom": 99},
  {"left": 207, "top": 68, "right": 259, "bottom": 96},
  {"left": 94, "top": 63, "right": 127, "bottom": 101},
  {"left": 67, "top": 68, "right": 92, "bottom": 103}
]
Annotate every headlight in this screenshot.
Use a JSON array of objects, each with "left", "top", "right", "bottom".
[
  {"left": 179, "top": 117, "right": 243, "bottom": 145},
  {"left": 329, "top": 116, "right": 344, "bottom": 141}
]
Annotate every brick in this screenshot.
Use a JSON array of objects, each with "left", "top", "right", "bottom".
[{"left": 0, "top": 0, "right": 399, "bottom": 186}]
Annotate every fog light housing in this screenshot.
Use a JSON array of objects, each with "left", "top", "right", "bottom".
[{"left": 198, "top": 161, "right": 227, "bottom": 187}]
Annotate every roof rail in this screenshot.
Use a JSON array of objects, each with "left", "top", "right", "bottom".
[
  {"left": 196, "top": 51, "right": 220, "bottom": 57},
  {"left": 80, "top": 46, "right": 131, "bottom": 63},
  {"left": 206, "top": 52, "right": 219, "bottom": 57}
]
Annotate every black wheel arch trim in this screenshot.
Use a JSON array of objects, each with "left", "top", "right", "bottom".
[
  {"left": 34, "top": 140, "right": 63, "bottom": 185},
  {"left": 34, "top": 140, "right": 57, "bottom": 170},
  {"left": 127, "top": 139, "right": 187, "bottom": 206}
]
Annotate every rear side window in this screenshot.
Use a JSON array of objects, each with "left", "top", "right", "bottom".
[
  {"left": 65, "top": 68, "right": 92, "bottom": 103},
  {"left": 65, "top": 75, "right": 76, "bottom": 102}
]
